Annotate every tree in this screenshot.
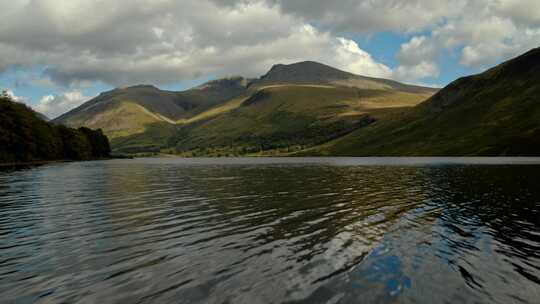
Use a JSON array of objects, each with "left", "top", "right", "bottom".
[{"left": 1, "top": 94, "right": 112, "bottom": 163}]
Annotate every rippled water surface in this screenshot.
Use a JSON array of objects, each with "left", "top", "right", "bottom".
[{"left": 1, "top": 158, "right": 540, "bottom": 303}]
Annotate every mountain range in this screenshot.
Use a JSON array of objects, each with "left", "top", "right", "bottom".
[
  {"left": 306, "top": 47, "right": 540, "bottom": 156},
  {"left": 54, "top": 47, "right": 540, "bottom": 156},
  {"left": 54, "top": 61, "right": 435, "bottom": 155}
]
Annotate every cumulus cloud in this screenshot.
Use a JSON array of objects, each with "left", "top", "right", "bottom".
[
  {"left": 394, "top": 61, "right": 439, "bottom": 82},
  {"left": 334, "top": 38, "right": 392, "bottom": 78},
  {"left": 0, "top": 0, "right": 392, "bottom": 88},
  {"left": 264, "top": 0, "right": 540, "bottom": 81},
  {"left": 265, "top": 0, "right": 465, "bottom": 33},
  {"left": 34, "top": 91, "right": 91, "bottom": 119},
  {"left": 392, "top": 36, "right": 439, "bottom": 81},
  {"left": 1, "top": 0, "right": 539, "bottom": 90},
  {"left": 394, "top": 0, "right": 540, "bottom": 77},
  {"left": 3, "top": 90, "right": 27, "bottom": 103}
]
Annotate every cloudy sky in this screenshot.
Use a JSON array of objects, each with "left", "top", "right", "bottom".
[{"left": 1, "top": 0, "right": 540, "bottom": 118}]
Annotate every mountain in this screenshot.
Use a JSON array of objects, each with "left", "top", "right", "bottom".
[
  {"left": 0, "top": 95, "right": 111, "bottom": 164},
  {"left": 57, "top": 61, "right": 435, "bottom": 155},
  {"left": 54, "top": 77, "right": 249, "bottom": 139},
  {"left": 160, "top": 83, "right": 434, "bottom": 156},
  {"left": 252, "top": 61, "right": 431, "bottom": 93},
  {"left": 308, "top": 47, "right": 540, "bottom": 156},
  {"left": 35, "top": 112, "right": 49, "bottom": 121}
]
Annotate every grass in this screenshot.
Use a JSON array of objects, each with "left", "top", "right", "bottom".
[
  {"left": 305, "top": 54, "right": 540, "bottom": 156},
  {"left": 63, "top": 102, "right": 169, "bottom": 139},
  {"left": 57, "top": 78, "right": 435, "bottom": 157},
  {"left": 114, "top": 84, "right": 432, "bottom": 156},
  {"left": 175, "top": 95, "right": 248, "bottom": 124}
]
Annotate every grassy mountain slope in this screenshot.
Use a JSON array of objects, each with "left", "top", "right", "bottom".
[
  {"left": 252, "top": 61, "right": 433, "bottom": 94},
  {"left": 114, "top": 86, "right": 433, "bottom": 155},
  {"left": 54, "top": 78, "right": 249, "bottom": 139},
  {"left": 307, "top": 47, "right": 540, "bottom": 156},
  {"left": 0, "top": 95, "right": 110, "bottom": 163},
  {"left": 53, "top": 61, "right": 436, "bottom": 155}
]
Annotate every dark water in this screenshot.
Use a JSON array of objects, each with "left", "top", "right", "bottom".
[{"left": 1, "top": 158, "right": 540, "bottom": 304}]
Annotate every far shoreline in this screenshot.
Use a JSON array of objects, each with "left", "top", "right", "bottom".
[{"left": 0, "top": 155, "right": 132, "bottom": 169}]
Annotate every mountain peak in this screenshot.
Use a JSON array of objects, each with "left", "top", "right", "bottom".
[
  {"left": 257, "top": 61, "right": 356, "bottom": 86},
  {"left": 268, "top": 61, "right": 336, "bottom": 70},
  {"left": 265, "top": 60, "right": 351, "bottom": 76},
  {"left": 118, "top": 84, "right": 160, "bottom": 91}
]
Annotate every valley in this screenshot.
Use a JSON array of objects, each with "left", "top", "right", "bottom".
[
  {"left": 53, "top": 47, "right": 540, "bottom": 157},
  {"left": 54, "top": 61, "right": 435, "bottom": 156}
]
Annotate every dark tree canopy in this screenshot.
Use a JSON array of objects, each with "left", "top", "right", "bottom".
[{"left": 0, "top": 95, "right": 111, "bottom": 163}]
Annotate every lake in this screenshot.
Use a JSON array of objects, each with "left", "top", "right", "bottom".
[{"left": 1, "top": 158, "right": 539, "bottom": 303}]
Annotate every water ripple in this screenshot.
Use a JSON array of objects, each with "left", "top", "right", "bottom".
[{"left": 1, "top": 159, "right": 539, "bottom": 303}]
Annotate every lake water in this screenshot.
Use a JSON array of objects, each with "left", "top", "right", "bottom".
[{"left": 1, "top": 158, "right": 539, "bottom": 303}]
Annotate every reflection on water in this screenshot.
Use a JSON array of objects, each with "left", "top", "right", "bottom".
[{"left": 0, "top": 158, "right": 539, "bottom": 303}]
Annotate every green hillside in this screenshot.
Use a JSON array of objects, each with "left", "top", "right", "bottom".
[
  {"left": 307, "top": 47, "right": 540, "bottom": 156},
  {"left": 167, "top": 86, "right": 430, "bottom": 156},
  {"left": 54, "top": 78, "right": 249, "bottom": 139},
  {"left": 0, "top": 94, "right": 111, "bottom": 164},
  {"left": 253, "top": 61, "right": 433, "bottom": 94},
  {"left": 55, "top": 61, "right": 436, "bottom": 156}
]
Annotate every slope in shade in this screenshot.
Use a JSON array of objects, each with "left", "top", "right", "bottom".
[{"left": 309, "top": 47, "right": 540, "bottom": 156}]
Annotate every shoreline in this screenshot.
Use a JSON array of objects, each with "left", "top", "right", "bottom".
[
  {"left": 0, "top": 159, "right": 72, "bottom": 168},
  {"left": 0, "top": 156, "right": 130, "bottom": 168}
]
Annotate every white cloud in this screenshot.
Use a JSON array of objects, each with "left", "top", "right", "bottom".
[
  {"left": 3, "top": 90, "right": 27, "bottom": 103},
  {"left": 402, "top": 0, "right": 539, "bottom": 71},
  {"left": 265, "top": 0, "right": 465, "bottom": 33},
  {"left": 334, "top": 38, "right": 392, "bottom": 78},
  {"left": 1, "top": 0, "right": 540, "bottom": 90},
  {"left": 384, "top": 0, "right": 540, "bottom": 81},
  {"left": 493, "top": 0, "right": 540, "bottom": 26},
  {"left": 34, "top": 91, "right": 91, "bottom": 119},
  {"left": 0, "top": 0, "right": 392, "bottom": 87},
  {"left": 394, "top": 61, "right": 440, "bottom": 81},
  {"left": 393, "top": 36, "right": 439, "bottom": 81},
  {"left": 267, "top": 0, "right": 540, "bottom": 80},
  {"left": 397, "top": 36, "right": 437, "bottom": 66}
]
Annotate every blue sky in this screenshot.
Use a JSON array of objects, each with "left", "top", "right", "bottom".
[
  {"left": 353, "top": 32, "right": 478, "bottom": 86},
  {"left": 1, "top": 0, "right": 539, "bottom": 118}
]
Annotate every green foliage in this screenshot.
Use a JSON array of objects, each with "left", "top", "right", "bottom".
[
  {"left": 0, "top": 96, "right": 111, "bottom": 163},
  {"left": 78, "top": 127, "right": 112, "bottom": 158}
]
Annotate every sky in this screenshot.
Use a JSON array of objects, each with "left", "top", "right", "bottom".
[{"left": 1, "top": 0, "right": 540, "bottom": 119}]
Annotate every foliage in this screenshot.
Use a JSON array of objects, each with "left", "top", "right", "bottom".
[{"left": 0, "top": 96, "right": 111, "bottom": 163}]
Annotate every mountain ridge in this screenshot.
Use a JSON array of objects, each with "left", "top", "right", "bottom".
[
  {"left": 54, "top": 61, "right": 437, "bottom": 147},
  {"left": 306, "top": 47, "right": 540, "bottom": 156},
  {"left": 251, "top": 61, "right": 435, "bottom": 93},
  {"left": 53, "top": 47, "right": 540, "bottom": 156}
]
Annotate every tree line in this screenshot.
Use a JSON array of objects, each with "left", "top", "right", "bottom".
[{"left": 0, "top": 94, "right": 111, "bottom": 163}]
